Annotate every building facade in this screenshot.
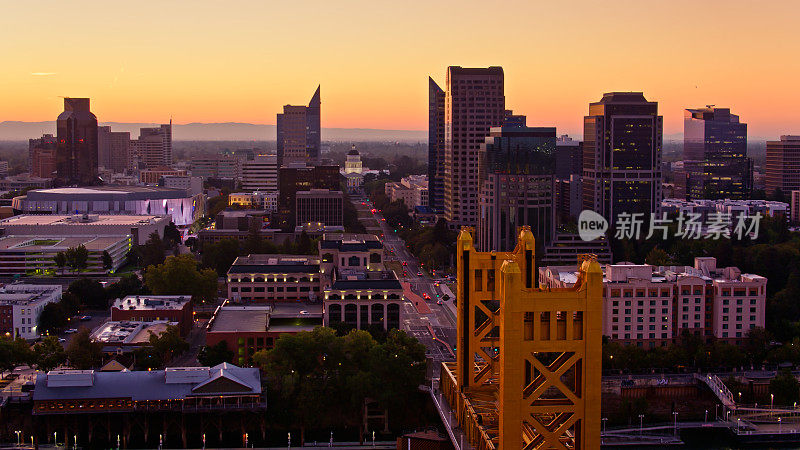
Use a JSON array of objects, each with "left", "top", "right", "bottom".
[
  {"left": 227, "top": 255, "right": 322, "bottom": 303},
  {"left": 276, "top": 86, "right": 321, "bottom": 166},
  {"left": 97, "top": 126, "right": 131, "bottom": 173},
  {"left": 29, "top": 134, "right": 58, "bottom": 178},
  {"left": 241, "top": 154, "right": 278, "bottom": 192},
  {"left": 477, "top": 126, "right": 556, "bottom": 251},
  {"left": 131, "top": 123, "right": 172, "bottom": 169},
  {"left": 277, "top": 164, "right": 340, "bottom": 229},
  {"left": 539, "top": 256, "right": 767, "bottom": 346},
  {"left": 295, "top": 189, "right": 343, "bottom": 228},
  {"left": 443, "top": 66, "right": 505, "bottom": 227},
  {"left": 0, "top": 284, "right": 62, "bottom": 339},
  {"left": 683, "top": 106, "right": 752, "bottom": 199},
  {"left": 56, "top": 98, "right": 98, "bottom": 185},
  {"left": 428, "top": 77, "right": 446, "bottom": 214},
  {"left": 110, "top": 295, "right": 194, "bottom": 336},
  {"left": 766, "top": 135, "right": 800, "bottom": 197},
  {"left": 582, "top": 92, "right": 663, "bottom": 226},
  {"left": 384, "top": 175, "right": 429, "bottom": 209}
]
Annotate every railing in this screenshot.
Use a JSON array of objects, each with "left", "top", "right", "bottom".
[
  {"left": 696, "top": 373, "right": 735, "bottom": 407},
  {"left": 440, "top": 363, "right": 496, "bottom": 450}
]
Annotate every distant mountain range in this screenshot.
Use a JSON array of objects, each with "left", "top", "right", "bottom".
[{"left": 0, "top": 121, "right": 428, "bottom": 142}]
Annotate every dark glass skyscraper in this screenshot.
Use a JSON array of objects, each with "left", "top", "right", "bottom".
[
  {"left": 683, "top": 106, "right": 751, "bottom": 199},
  {"left": 428, "top": 77, "right": 445, "bottom": 214},
  {"left": 277, "top": 86, "right": 321, "bottom": 166},
  {"left": 477, "top": 125, "right": 556, "bottom": 251},
  {"left": 582, "top": 92, "right": 662, "bottom": 225},
  {"left": 56, "top": 98, "right": 98, "bottom": 185}
]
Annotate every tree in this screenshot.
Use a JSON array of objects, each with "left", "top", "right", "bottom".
[
  {"left": 145, "top": 254, "right": 218, "bottom": 302},
  {"left": 201, "top": 238, "right": 240, "bottom": 277},
  {"left": 102, "top": 250, "right": 113, "bottom": 271},
  {"left": 253, "top": 327, "right": 426, "bottom": 444},
  {"left": 0, "top": 336, "right": 33, "bottom": 376},
  {"left": 105, "top": 274, "right": 147, "bottom": 301},
  {"left": 140, "top": 232, "right": 166, "bottom": 268},
  {"left": 38, "top": 302, "right": 69, "bottom": 335},
  {"left": 198, "top": 341, "right": 235, "bottom": 366},
  {"left": 68, "top": 278, "right": 108, "bottom": 309},
  {"left": 163, "top": 222, "right": 182, "bottom": 248},
  {"left": 645, "top": 246, "right": 672, "bottom": 266},
  {"left": 66, "top": 328, "right": 104, "bottom": 369},
  {"left": 65, "top": 244, "right": 89, "bottom": 273},
  {"left": 54, "top": 251, "right": 67, "bottom": 275},
  {"left": 770, "top": 369, "right": 799, "bottom": 407},
  {"left": 150, "top": 325, "right": 189, "bottom": 364},
  {"left": 34, "top": 336, "right": 67, "bottom": 372}
]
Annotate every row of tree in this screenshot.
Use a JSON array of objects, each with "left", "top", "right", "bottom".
[{"left": 252, "top": 327, "right": 427, "bottom": 444}]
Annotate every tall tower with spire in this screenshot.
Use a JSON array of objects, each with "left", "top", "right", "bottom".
[{"left": 277, "top": 86, "right": 321, "bottom": 166}]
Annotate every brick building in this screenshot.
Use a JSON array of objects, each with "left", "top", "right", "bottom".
[{"left": 110, "top": 295, "right": 194, "bottom": 336}]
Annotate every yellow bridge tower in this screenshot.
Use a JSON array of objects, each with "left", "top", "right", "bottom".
[{"left": 440, "top": 226, "right": 602, "bottom": 450}]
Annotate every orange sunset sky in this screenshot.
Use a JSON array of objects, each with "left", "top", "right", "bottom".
[{"left": 1, "top": 0, "right": 798, "bottom": 137}]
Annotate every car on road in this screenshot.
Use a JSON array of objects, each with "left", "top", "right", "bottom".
[
  {"left": 417, "top": 271, "right": 423, "bottom": 276},
  {"left": 64, "top": 328, "right": 78, "bottom": 334},
  {"left": 58, "top": 338, "right": 66, "bottom": 343},
  {"left": 437, "top": 300, "right": 442, "bottom": 305},
  {"left": 79, "top": 315, "right": 92, "bottom": 321},
  {"left": 402, "top": 261, "right": 407, "bottom": 266},
  {"left": 423, "top": 293, "right": 431, "bottom": 300}
]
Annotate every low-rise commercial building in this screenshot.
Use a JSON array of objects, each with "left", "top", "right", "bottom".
[
  {"left": 227, "top": 255, "right": 322, "bottom": 303},
  {"left": 228, "top": 191, "right": 279, "bottom": 212},
  {"left": 110, "top": 295, "right": 194, "bottom": 336},
  {"left": 539, "top": 256, "right": 766, "bottom": 346},
  {"left": 139, "top": 168, "right": 187, "bottom": 185},
  {"left": 0, "top": 284, "right": 62, "bottom": 339},
  {"left": 318, "top": 233, "right": 384, "bottom": 273},
  {"left": 91, "top": 320, "right": 176, "bottom": 350},
  {"left": 206, "top": 303, "right": 322, "bottom": 365},
  {"left": 0, "top": 214, "right": 169, "bottom": 245},
  {"left": 322, "top": 270, "right": 403, "bottom": 330},
  {"left": 661, "top": 198, "right": 789, "bottom": 220},
  {"left": 384, "top": 175, "right": 429, "bottom": 209}
]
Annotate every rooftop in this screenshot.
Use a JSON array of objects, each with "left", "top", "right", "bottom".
[
  {"left": 91, "top": 320, "right": 175, "bottom": 345},
  {"left": 0, "top": 235, "right": 129, "bottom": 252},
  {"left": 111, "top": 295, "right": 192, "bottom": 311},
  {"left": 0, "top": 214, "right": 167, "bottom": 227},
  {"left": 33, "top": 363, "right": 261, "bottom": 401},
  {"left": 0, "top": 284, "right": 61, "bottom": 306},
  {"left": 329, "top": 270, "right": 402, "bottom": 290},
  {"left": 208, "top": 303, "right": 323, "bottom": 333}
]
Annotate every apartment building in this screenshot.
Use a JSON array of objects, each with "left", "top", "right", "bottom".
[{"left": 539, "top": 256, "right": 766, "bottom": 347}]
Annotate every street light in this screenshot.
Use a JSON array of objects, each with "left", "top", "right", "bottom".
[
  {"left": 704, "top": 409, "right": 708, "bottom": 423},
  {"left": 14, "top": 430, "right": 20, "bottom": 446},
  {"left": 779, "top": 417, "right": 783, "bottom": 434},
  {"left": 672, "top": 412, "right": 678, "bottom": 437},
  {"left": 738, "top": 391, "right": 742, "bottom": 403},
  {"left": 772, "top": 393, "right": 774, "bottom": 411},
  {"left": 737, "top": 418, "right": 741, "bottom": 434},
  {"left": 601, "top": 417, "right": 607, "bottom": 434},
  {"left": 638, "top": 414, "right": 644, "bottom": 436}
]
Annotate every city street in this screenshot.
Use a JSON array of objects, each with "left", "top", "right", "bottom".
[{"left": 352, "top": 196, "right": 457, "bottom": 370}]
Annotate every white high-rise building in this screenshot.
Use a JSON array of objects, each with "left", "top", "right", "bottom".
[{"left": 241, "top": 154, "right": 278, "bottom": 192}]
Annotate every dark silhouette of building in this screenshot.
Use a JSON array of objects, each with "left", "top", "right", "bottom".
[
  {"left": 56, "top": 98, "right": 98, "bottom": 185},
  {"left": 277, "top": 164, "right": 340, "bottom": 229},
  {"left": 766, "top": 135, "right": 800, "bottom": 198},
  {"left": 684, "top": 106, "right": 751, "bottom": 199},
  {"left": 443, "top": 66, "right": 505, "bottom": 227},
  {"left": 277, "top": 86, "right": 321, "bottom": 166},
  {"left": 582, "top": 92, "right": 662, "bottom": 225},
  {"left": 428, "top": 77, "right": 445, "bottom": 214},
  {"left": 477, "top": 125, "right": 556, "bottom": 251}
]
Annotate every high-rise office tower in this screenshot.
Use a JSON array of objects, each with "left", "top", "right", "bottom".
[
  {"left": 428, "top": 77, "right": 445, "bottom": 214},
  {"left": 443, "top": 66, "right": 505, "bottom": 227},
  {"left": 477, "top": 125, "right": 556, "bottom": 251},
  {"left": 56, "top": 98, "right": 98, "bottom": 185},
  {"left": 131, "top": 122, "right": 172, "bottom": 169},
  {"left": 766, "top": 135, "right": 800, "bottom": 197},
  {"left": 277, "top": 86, "right": 321, "bottom": 166},
  {"left": 582, "top": 92, "right": 663, "bottom": 225},
  {"left": 97, "top": 126, "right": 131, "bottom": 173},
  {"left": 241, "top": 154, "right": 279, "bottom": 191},
  {"left": 684, "top": 106, "right": 751, "bottom": 199},
  {"left": 29, "top": 134, "right": 57, "bottom": 178}
]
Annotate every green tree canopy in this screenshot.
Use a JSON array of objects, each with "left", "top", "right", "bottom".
[
  {"left": 68, "top": 278, "right": 108, "bottom": 309},
  {"left": 144, "top": 254, "right": 218, "bottom": 302},
  {"left": 66, "top": 328, "right": 104, "bottom": 369},
  {"left": 198, "top": 341, "right": 235, "bottom": 366},
  {"left": 34, "top": 336, "right": 67, "bottom": 372},
  {"left": 38, "top": 302, "right": 69, "bottom": 335},
  {"left": 201, "top": 238, "right": 240, "bottom": 276}
]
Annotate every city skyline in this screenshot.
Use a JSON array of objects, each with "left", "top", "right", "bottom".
[{"left": 1, "top": 1, "right": 798, "bottom": 137}]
